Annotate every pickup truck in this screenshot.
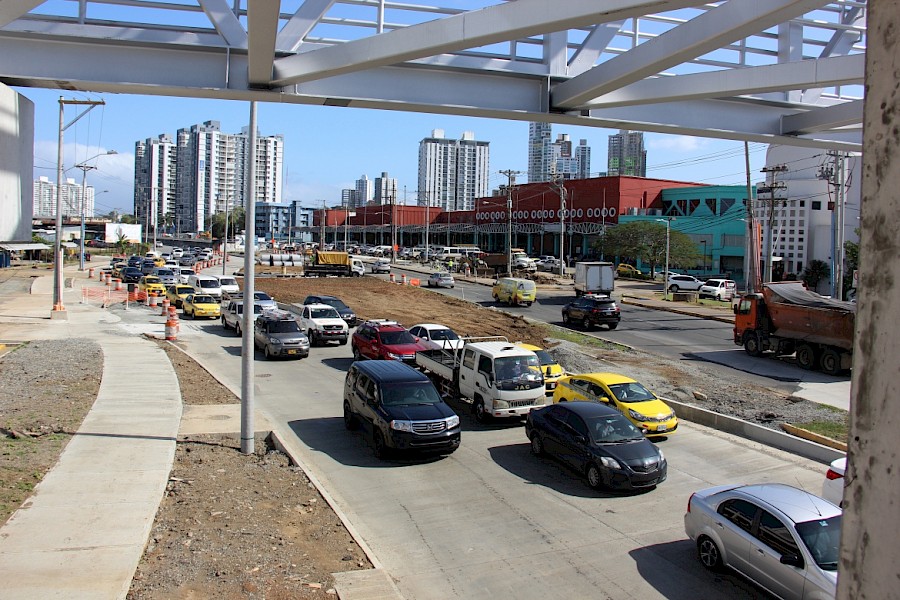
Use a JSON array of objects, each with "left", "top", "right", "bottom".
[
  {"left": 415, "top": 337, "right": 547, "bottom": 422},
  {"left": 221, "top": 299, "right": 264, "bottom": 335}
]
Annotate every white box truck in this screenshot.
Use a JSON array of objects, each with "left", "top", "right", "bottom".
[{"left": 574, "top": 261, "right": 615, "bottom": 297}]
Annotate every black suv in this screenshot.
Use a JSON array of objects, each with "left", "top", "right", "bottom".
[
  {"left": 343, "top": 360, "right": 460, "bottom": 459},
  {"left": 302, "top": 294, "right": 357, "bottom": 327},
  {"left": 562, "top": 294, "right": 621, "bottom": 330}
]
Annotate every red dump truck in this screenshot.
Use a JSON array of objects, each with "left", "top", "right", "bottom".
[{"left": 733, "top": 281, "right": 856, "bottom": 375}]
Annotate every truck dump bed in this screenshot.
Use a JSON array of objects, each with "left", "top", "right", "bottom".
[
  {"left": 415, "top": 348, "right": 459, "bottom": 381},
  {"left": 762, "top": 282, "right": 856, "bottom": 350}
]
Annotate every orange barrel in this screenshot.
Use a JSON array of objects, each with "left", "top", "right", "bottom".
[
  {"left": 149, "top": 292, "right": 158, "bottom": 308},
  {"left": 88, "top": 268, "right": 95, "bottom": 278},
  {"left": 401, "top": 274, "right": 407, "bottom": 285},
  {"left": 165, "top": 315, "right": 178, "bottom": 341},
  {"left": 104, "top": 273, "right": 111, "bottom": 286},
  {"left": 161, "top": 298, "right": 170, "bottom": 315},
  {"left": 410, "top": 278, "right": 420, "bottom": 287},
  {"left": 114, "top": 278, "right": 122, "bottom": 291},
  {"left": 389, "top": 273, "right": 395, "bottom": 283}
]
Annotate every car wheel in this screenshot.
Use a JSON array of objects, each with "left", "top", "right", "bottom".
[
  {"left": 339, "top": 338, "right": 348, "bottom": 346},
  {"left": 586, "top": 463, "right": 604, "bottom": 489},
  {"left": 221, "top": 316, "right": 227, "bottom": 328},
  {"left": 697, "top": 536, "right": 723, "bottom": 571},
  {"left": 373, "top": 429, "right": 388, "bottom": 459},
  {"left": 474, "top": 398, "right": 489, "bottom": 423},
  {"left": 235, "top": 322, "right": 241, "bottom": 336},
  {"left": 743, "top": 332, "right": 763, "bottom": 357},
  {"left": 264, "top": 345, "right": 273, "bottom": 360},
  {"left": 343, "top": 402, "right": 357, "bottom": 430},
  {"left": 307, "top": 330, "right": 317, "bottom": 347},
  {"left": 669, "top": 285, "right": 679, "bottom": 293},
  {"left": 562, "top": 312, "right": 570, "bottom": 324},
  {"left": 582, "top": 317, "right": 592, "bottom": 330},
  {"left": 607, "top": 322, "right": 618, "bottom": 330},
  {"left": 530, "top": 433, "right": 544, "bottom": 456},
  {"left": 352, "top": 346, "right": 362, "bottom": 361}
]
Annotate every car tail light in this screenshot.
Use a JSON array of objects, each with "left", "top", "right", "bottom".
[
  {"left": 826, "top": 469, "right": 844, "bottom": 480},
  {"left": 687, "top": 493, "right": 695, "bottom": 513}
]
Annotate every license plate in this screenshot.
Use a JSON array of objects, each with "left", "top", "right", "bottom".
[
  {"left": 657, "top": 424, "right": 667, "bottom": 432},
  {"left": 287, "top": 349, "right": 297, "bottom": 355}
]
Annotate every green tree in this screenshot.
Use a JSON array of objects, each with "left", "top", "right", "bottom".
[
  {"left": 120, "top": 214, "right": 137, "bottom": 224},
  {"left": 801, "top": 259, "right": 831, "bottom": 291},
  {"left": 593, "top": 221, "right": 700, "bottom": 276},
  {"left": 209, "top": 207, "right": 245, "bottom": 239}
]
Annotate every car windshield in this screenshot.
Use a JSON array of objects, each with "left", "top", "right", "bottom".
[
  {"left": 144, "top": 277, "right": 160, "bottom": 283},
  {"left": 269, "top": 320, "right": 300, "bottom": 334},
  {"left": 198, "top": 279, "right": 218, "bottom": 288},
  {"left": 585, "top": 415, "right": 644, "bottom": 443},
  {"left": 379, "top": 330, "right": 416, "bottom": 345},
  {"left": 494, "top": 355, "right": 542, "bottom": 385},
  {"left": 254, "top": 292, "right": 273, "bottom": 301},
  {"left": 608, "top": 382, "right": 656, "bottom": 403},
  {"left": 175, "top": 287, "right": 193, "bottom": 295},
  {"left": 796, "top": 515, "right": 841, "bottom": 571},
  {"left": 381, "top": 382, "right": 442, "bottom": 406},
  {"left": 311, "top": 307, "right": 339, "bottom": 319},
  {"left": 429, "top": 328, "right": 459, "bottom": 341},
  {"left": 219, "top": 278, "right": 236, "bottom": 286},
  {"left": 320, "top": 297, "right": 348, "bottom": 310},
  {"left": 192, "top": 295, "right": 215, "bottom": 304},
  {"left": 156, "top": 270, "right": 174, "bottom": 276},
  {"left": 532, "top": 349, "right": 555, "bottom": 366}
]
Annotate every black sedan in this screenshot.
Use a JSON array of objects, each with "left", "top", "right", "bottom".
[
  {"left": 302, "top": 294, "right": 357, "bottom": 327},
  {"left": 119, "top": 267, "right": 144, "bottom": 283},
  {"left": 561, "top": 295, "right": 621, "bottom": 330},
  {"left": 525, "top": 402, "right": 666, "bottom": 491}
]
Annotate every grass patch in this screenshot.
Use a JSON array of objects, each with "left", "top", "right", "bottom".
[
  {"left": 793, "top": 420, "right": 849, "bottom": 443},
  {"left": 541, "top": 324, "right": 631, "bottom": 351}
]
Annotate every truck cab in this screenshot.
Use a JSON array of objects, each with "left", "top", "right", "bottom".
[{"left": 456, "top": 341, "right": 546, "bottom": 422}]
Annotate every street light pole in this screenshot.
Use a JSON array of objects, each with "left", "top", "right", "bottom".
[
  {"left": 657, "top": 217, "right": 673, "bottom": 297},
  {"left": 75, "top": 150, "right": 117, "bottom": 271}
]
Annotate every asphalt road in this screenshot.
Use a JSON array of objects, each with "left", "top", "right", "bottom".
[{"left": 131, "top": 306, "right": 829, "bottom": 600}]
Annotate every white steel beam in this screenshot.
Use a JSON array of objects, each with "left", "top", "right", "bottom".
[
  {"left": 568, "top": 20, "right": 625, "bottom": 75},
  {"left": 552, "top": 0, "right": 829, "bottom": 108},
  {"left": 780, "top": 98, "right": 864, "bottom": 134},
  {"left": 0, "top": 0, "right": 43, "bottom": 28},
  {"left": 198, "top": 0, "right": 248, "bottom": 48},
  {"left": 583, "top": 54, "right": 864, "bottom": 108},
  {"left": 247, "top": 0, "right": 280, "bottom": 86},
  {"left": 269, "top": 0, "right": 706, "bottom": 86},
  {"left": 276, "top": 0, "right": 337, "bottom": 53}
]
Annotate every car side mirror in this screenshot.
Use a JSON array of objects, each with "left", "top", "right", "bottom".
[
  {"left": 574, "top": 435, "right": 587, "bottom": 445},
  {"left": 779, "top": 553, "right": 803, "bottom": 568},
  {"left": 599, "top": 396, "right": 610, "bottom": 403}
]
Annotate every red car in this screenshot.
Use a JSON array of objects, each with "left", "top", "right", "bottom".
[{"left": 351, "top": 320, "right": 434, "bottom": 365}]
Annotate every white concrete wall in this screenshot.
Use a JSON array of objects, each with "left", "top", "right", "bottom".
[{"left": 0, "top": 84, "right": 34, "bottom": 242}]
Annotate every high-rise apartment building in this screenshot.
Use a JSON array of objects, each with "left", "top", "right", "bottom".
[
  {"left": 418, "top": 130, "right": 489, "bottom": 211},
  {"left": 355, "top": 174, "right": 374, "bottom": 207},
  {"left": 33, "top": 176, "right": 93, "bottom": 218},
  {"left": 374, "top": 172, "right": 398, "bottom": 205},
  {"left": 528, "top": 124, "right": 591, "bottom": 182},
  {"left": 136, "top": 120, "right": 284, "bottom": 235},
  {"left": 607, "top": 130, "right": 647, "bottom": 177},
  {"left": 134, "top": 133, "right": 177, "bottom": 234}
]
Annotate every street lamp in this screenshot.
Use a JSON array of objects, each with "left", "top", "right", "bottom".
[
  {"left": 75, "top": 150, "right": 117, "bottom": 271},
  {"left": 656, "top": 217, "right": 673, "bottom": 297}
]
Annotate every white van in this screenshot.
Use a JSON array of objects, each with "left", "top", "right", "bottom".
[{"left": 187, "top": 274, "right": 222, "bottom": 299}]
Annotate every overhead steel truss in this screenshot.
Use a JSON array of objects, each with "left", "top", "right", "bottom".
[{"left": 0, "top": 0, "right": 865, "bottom": 150}]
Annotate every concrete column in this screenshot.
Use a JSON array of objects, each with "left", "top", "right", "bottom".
[{"left": 837, "top": 1, "right": 900, "bottom": 598}]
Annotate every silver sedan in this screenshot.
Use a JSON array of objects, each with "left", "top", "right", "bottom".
[{"left": 426, "top": 272, "right": 454, "bottom": 288}]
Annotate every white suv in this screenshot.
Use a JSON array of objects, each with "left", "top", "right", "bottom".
[
  {"left": 698, "top": 278, "right": 736, "bottom": 301},
  {"left": 667, "top": 274, "right": 704, "bottom": 293},
  {"left": 298, "top": 303, "right": 349, "bottom": 346}
]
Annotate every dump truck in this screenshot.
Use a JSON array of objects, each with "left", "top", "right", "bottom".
[
  {"left": 415, "top": 337, "right": 548, "bottom": 422},
  {"left": 302, "top": 251, "right": 364, "bottom": 277},
  {"left": 732, "top": 281, "right": 856, "bottom": 375},
  {"left": 574, "top": 261, "right": 615, "bottom": 297}
]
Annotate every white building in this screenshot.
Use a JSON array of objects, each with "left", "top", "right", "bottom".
[
  {"left": 0, "top": 84, "right": 33, "bottom": 243},
  {"left": 33, "top": 176, "right": 95, "bottom": 219},
  {"left": 134, "top": 134, "right": 177, "bottom": 235},
  {"left": 374, "top": 171, "right": 398, "bottom": 205},
  {"left": 355, "top": 174, "right": 374, "bottom": 207},
  {"left": 528, "top": 124, "right": 591, "bottom": 182},
  {"left": 758, "top": 146, "right": 861, "bottom": 295},
  {"left": 418, "top": 129, "right": 489, "bottom": 211}
]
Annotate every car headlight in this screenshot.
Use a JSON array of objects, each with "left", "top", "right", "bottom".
[
  {"left": 447, "top": 415, "right": 460, "bottom": 429},
  {"left": 628, "top": 408, "right": 648, "bottom": 421},
  {"left": 268, "top": 338, "right": 283, "bottom": 345},
  {"left": 657, "top": 449, "right": 665, "bottom": 462},
  {"left": 600, "top": 456, "right": 621, "bottom": 469},
  {"left": 492, "top": 399, "right": 509, "bottom": 409},
  {"left": 386, "top": 352, "right": 402, "bottom": 360},
  {"left": 390, "top": 420, "right": 414, "bottom": 432}
]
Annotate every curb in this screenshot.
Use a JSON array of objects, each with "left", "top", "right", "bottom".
[
  {"left": 781, "top": 423, "right": 848, "bottom": 452},
  {"left": 620, "top": 294, "right": 735, "bottom": 324}
]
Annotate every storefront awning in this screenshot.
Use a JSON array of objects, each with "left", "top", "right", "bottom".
[{"left": 0, "top": 242, "right": 50, "bottom": 251}]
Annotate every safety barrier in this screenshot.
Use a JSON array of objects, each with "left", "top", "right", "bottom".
[
  {"left": 409, "top": 278, "right": 420, "bottom": 287},
  {"left": 400, "top": 274, "right": 407, "bottom": 285}
]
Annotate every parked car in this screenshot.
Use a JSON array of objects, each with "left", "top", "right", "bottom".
[
  {"left": 526, "top": 402, "right": 667, "bottom": 490},
  {"left": 536, "top": 257, "right": 562, "bottom": 272},
  {"left": 351, "top": 319, "right": 432, "bottom": 364},
  {"left": 297, "top": 303, "right": 350, "bottom": 346},
  {"left": 302, "top": 295, "right": 357, "bottom": 327},
  {"left": 166, "top": 284, "right": 196, "bottom": 309},
  {"left": 408, "top": 323, "right": 464, "bottom": 350},
  {"left": 253, "top": 310, "right": 310, "bottom": 359},
  {"left": 698, "top": 278, "right": 737, "bottom": 301},
  {"left": 343, "top": 360, "right": 461, "bottom": 459},
  {"left": 561, "top": 294, "right": 621, "bottom": 330},
  {"left": 667, "top": 274, "right": 704, "bottom": 293},
  {"left": 516, "top": 343, "right": 565, "bottom": 396},
  {"left": 684, "top": 483, "right": 841, "bottom": 599},
  {"left": 552, "top": 372, "right": 677, "bottom": 437},
  {"left": 822, "top": 457, "right": 846, "bottom": 506},
  {"left": 182, "top": 294, "right": 221, "bottom": 319},
  {"left": 370, "top": 260, "right": 391, "bottom": 274},
  {"left": 138, "top": 276, "right": 167, "bottom": 297},
  {"left": 427, "top": 271, "right": 455, "bottom": 288}
]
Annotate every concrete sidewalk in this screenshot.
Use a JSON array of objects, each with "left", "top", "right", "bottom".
[{"left": 0, "top": 264, "right": 183, "bottom": 600}]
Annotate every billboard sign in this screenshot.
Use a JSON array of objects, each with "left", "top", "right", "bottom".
[{"left": 105, "top": 223, "right": 142, "bottom": 243}]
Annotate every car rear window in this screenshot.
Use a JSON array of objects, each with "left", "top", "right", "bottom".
[{"left": 198, "top": 279, "right": 218, "bottom": 288}]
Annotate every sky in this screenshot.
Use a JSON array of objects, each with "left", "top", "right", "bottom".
[{"left": 19, "top": 85, "right": 769, "bottom": 218}]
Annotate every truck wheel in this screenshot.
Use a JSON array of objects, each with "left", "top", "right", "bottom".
[
  {"left": 743, "top": 332, "right": 763, "bottom": 357},
  {"left": 343, "top": 401, "right": 357, "bottom": 430},
  {"left": 820, "top": 348, "right": 843, "bottom": 375},
  {"left": 373, "top": 430, "right": 388, "bottom": 459},
  {"left": 796, "top": 343, "right": 819, "bottom": 370},
  {"left": 339, "top": 338, "right": 348, "bottom": 346},
  {"left": 307, "top": 330, "right": 317, "bottom": 347},
  {"left": 474, "top": 398, "right": 489, "bottom": 423}
]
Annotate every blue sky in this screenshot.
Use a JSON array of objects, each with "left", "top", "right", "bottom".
[{"left": 19, "top": 86, "right": 768, "bottom": 218}]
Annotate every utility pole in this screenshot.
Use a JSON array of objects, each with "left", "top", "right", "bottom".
[
  {"left": 320, "top": 200, "right": 326, "bottom": 248},
  {"left": 656, "top": 217, "right": 674, "bottom": 296},
  {"left": 551, "top": 175, "right": 567, "bottom": 277},
  {"left": 390, "top": 181, "right": 398, "bottom": 263},
  {"left": 819, "top": 152, "right": 849, "bottom": 298},
  {"left": 760, "top": 164, "right": 788, "bottom": 284},
  {"left": 499, "top": 169, "right": 524, "bottom": 276},
  {"left": 744, "top": 142, "right": 758, "bottom": 293}
]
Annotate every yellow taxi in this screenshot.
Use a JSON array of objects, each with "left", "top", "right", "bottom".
[
  {"left": 153, "top": 256, "right": 166, "bottom": 267},
  {"left": 616, "top": 263, "right": 641, "bottom": 278},
  {"left": 166, "top": 284, "right": 196, "bottom": 308},
  {"left": 552, "top": 372, "right": 677, "bottom": 437},
  {"left": 138, "top": 276, "right": 167, "bottom": 297},
  {"left": 516, "top": 343, "right": 565, "bottom": 396},
  {"left": 182, "top": 294, "right": 221, "bottom": 319}
]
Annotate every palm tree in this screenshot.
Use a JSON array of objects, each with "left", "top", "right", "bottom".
[{"left": 801, "top": 259, "right": 830, "bottom": 292}]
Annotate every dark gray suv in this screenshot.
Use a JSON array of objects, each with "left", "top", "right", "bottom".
[
  {"left": 253, "top": 311, "right": 310, "bottom": 360},
  {"left": 561, "top": 295, "right": 621, "bottom": 330}
]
